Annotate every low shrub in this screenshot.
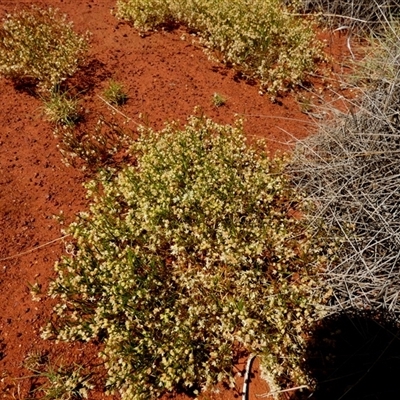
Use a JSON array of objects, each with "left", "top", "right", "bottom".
[
  {"left": 212, "top": 92, "right": 226, "bottom": 107},
  {"left": 116, "top": 0, "right": 176, "bottom": 30},
  {"left": 42, "top": 90, "right": 80, "bottom": 126},
  {"left": 103, "top": 79, "right": 128, "bottom": 106},
  {"left": 0, "top": 5, "right": 88, "bottom": 92},
  {"left": 115, "top": 0, "right": 324, "bottom": 97},
  {"left": 44, "top": 116, "right": 328, "bottom": 399}
]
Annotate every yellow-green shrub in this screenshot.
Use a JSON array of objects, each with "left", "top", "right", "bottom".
[
  {"left": 0, "top": 6, "right": 88, "bottom": 92},
  {"left": 44, "top": 116, "right": 327, "bottom": 399},
  {"left": 116, "top": 0, "right": 324, "bottom": 96}
]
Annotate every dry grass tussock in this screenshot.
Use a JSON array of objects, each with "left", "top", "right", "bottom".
[
  {"left": 289, "top": 24, "right": 400, "bottom": 319},
  {"left": 296, "top": 0, "right": 400, "bottom": 32}
]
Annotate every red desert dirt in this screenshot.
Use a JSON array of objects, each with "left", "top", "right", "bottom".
[{"left": 0, "top": 1, "right": 354, "bottom": 398}]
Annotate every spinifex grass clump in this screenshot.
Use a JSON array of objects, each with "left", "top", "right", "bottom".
[
  {"left": 296, "top": 0, "right": 400, "bottom": 32},
  {"left": 289, "top": 27, "right": 400, "bottom": 318},
  {"left": 351, "top": 21, "right": 400, "bottom": 87},
  {"left": 0, "top": 6, "right": 88, "bottom": 92},
  {"left": 116, "top": 0, "right": 324, "bottom": 97},
  {"left": 44, "top": 116, "right": 327, "bottom": 399}
]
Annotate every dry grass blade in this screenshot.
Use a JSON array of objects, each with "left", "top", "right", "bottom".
[
  {"left": 289, "top": 75, "right": 400, "bottom": 318},
  {"left": 294, "top": 0, "right": 400, "bottom": 33}
]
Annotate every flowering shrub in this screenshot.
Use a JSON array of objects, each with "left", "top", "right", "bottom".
[
  {"left": 0, "top": 6, "right": 88, "bottom": 92},
  {"left": 44, "top": 116, "right": 326, "bottom": 399},
  {"left": 116, "top": 0, "right": 324, "bottom": 97}
]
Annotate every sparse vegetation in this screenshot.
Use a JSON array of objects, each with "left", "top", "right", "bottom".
[
  {"left": 42, "top": 90, "right": 80, "bottom": 126},
  {"left": 103, "top": 79, "right": 128, "bottom": 106},
  {"left": 0, "top": 5, "right": 88, "bottom": 93},
  {"left": 3, "top": 1, "right": 400, "bottom": 399},
  {"left": 212, "top": 92, "right": 226, "bottom": 107},
  {"left": 115, "top": 0, "right": 325, "bottom": 97},
  {"left": 44, "top": 116, "right": 329, "bottom": 399},
  {"left": 54, "top": 117, "right": 132, "bottom": 170},
  {"left": 23, "top": 352, "right": 93, "bottom": 400}
]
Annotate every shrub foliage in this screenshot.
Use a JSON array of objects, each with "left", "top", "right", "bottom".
[
  {"left": 44, "top": 116, "right": 327, "bottom": 399},
  {"left": 115, "top": 0, "right": 324, "bottom": 97},
  {"left": 0, "top": 6, "right": 88, "bottom": 92}
]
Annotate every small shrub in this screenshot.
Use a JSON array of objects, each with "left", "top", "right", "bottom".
[
  {"left": 23, "top": 349, "right": 48, "bottom": 371},
  {"left": 115, "top": 0, "right": 176, "bottom": 30},
  {"left": 0, "top": 5, "right": 88, "bottom": 92},
  {"left": 212, "top": 92, "right": 226, "bottom": 107},
  {"left": 31, "top": 365, "right": 92, "bottom": 400},
  {"left": 23, "top": 352, "right": 93, "bottom": 400},
  {"left": 44, "top": 116, "right": 328, "bottom": 399},
  {"left": 115, "top": 0, "right": 324, "bottom": 97},
  {"left": 54, "top": 117, "right": 132, "bottom": 170},
  {"left": 103, "top": 79, "right": 128, "bottom": 106},
  {"left": 42, "top": 91, "right": 80, "bottom": 126}
]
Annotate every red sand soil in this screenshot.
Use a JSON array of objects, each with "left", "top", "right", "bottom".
[{"left": 0, "top": 1, "right": 356, "bottom": 399}]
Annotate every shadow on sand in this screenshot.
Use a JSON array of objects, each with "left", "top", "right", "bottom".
[{"left": 290, "top": 311, "right": 400, "bottom": 400}]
